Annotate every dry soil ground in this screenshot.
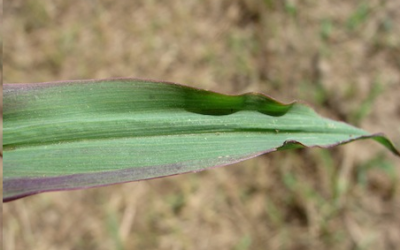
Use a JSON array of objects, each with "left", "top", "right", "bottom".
[{"left": 3, "top": 1, "right": 400, "bottom": 249}]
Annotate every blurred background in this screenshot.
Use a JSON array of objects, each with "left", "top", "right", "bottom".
[{"left": 3, "top": 0, "right": 400, "bottom": 249}]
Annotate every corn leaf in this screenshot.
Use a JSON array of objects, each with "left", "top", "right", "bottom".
[{"left": 3, "top": 79, "right": 399, "bottom": 202}]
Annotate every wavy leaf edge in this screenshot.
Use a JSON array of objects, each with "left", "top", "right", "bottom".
[{"left": 3, "top": 78, "right": 399, "bottom": 202}]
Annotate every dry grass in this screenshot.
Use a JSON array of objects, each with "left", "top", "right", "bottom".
[{"left": 3, "top": 0, "right": 400, "bottom": 249}]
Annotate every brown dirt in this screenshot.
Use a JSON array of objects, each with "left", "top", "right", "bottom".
[{"left": 3, "top": 1, "right": 400, "bottom": 249}]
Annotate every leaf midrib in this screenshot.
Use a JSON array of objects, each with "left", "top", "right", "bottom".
[{"left": 3, "top": 126, "right": 365, "bottom": 152}]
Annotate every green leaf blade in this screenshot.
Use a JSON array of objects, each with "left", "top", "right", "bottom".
[{"left": 3, "top": 79, "right": 399, "bottom": 202}]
